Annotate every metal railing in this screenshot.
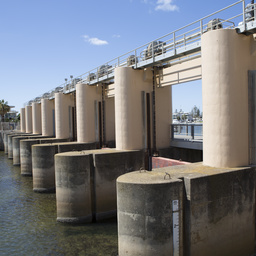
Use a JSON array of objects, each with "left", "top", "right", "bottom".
[
  {"left": 25, "top": 0, "right": 255, "bottom": 106},
  {"left": 171, "top": 123, "right": 203, "bottom": 141}
]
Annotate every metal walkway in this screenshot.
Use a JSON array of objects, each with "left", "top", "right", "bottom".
[{"left": 27, "top": 0, "right": 256, "bottom": 105}]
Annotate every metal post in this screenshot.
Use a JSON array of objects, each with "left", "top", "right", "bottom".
[
  {"left": 191, "top": 125, "right": 195, "bottom": 140},
  {"left": 101, "top": 84, "right": 106, "bottom": 147},
  {"left": 152, "top": 67, "right": 158, "bottom": 156},
  {"left": 173, "top": 32, "right": 176, "bottom": 54},
  {"left": 171, "top": 124, "right": 174, "bottom": 140},
  {"left": 146, "top": 93, "right": 152, "bottom": 171},
  {"left": 243, "top": 0, "right": 246, "bottom": 31},
  {"left": 200, "top": 19, "right": 203, "bottom": 35},
  {"left": 135, "top": 49, "right": 137, "bottom": 69}
]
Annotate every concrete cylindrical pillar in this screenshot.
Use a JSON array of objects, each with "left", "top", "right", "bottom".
[
  {"left": 20, "top": 108, "right": 26, "bottom": 132},
  {"left": 115, "top": 67, "right": 172, "bottom": 150},
  {"left": 76, "top": 83, "right": 101, "bottom": 143},
  {"left": 41, "top": 98, "right": 55, "bottom": 137},
  {"left": 32, "top": 102, "right": 42, "bottom": 134},
  {"left": 117, "top": 171, "right": 183, "bottom": 256},
  {"left": 25, "top": 105, "right": 33, "bottom": 133},
  {"left": 4, "top": 131, "right": 11, "bottom": 154},
  {"left": 55, "top": 152, "right": 92, "bottom": 223},
  {"left": 13, "top": 136, "right": 30, "bottom": 165},
  {"left": 55, "top": 93, "right": 74, "bottom": 139},
  {"left": 115, "top": 67, "right": 151, "bottom": 150},
  {"left": 202, "top": 29, "right": 254, "bottom": 167},
  {"left": 20, "top": 139, "right": 40, "bottom": 176},
  {"left": 8, "top": 134, "right": 21, "bottom": 159},
  {"left": 32, "top": 144, "right": 58, "bottom": 193}
]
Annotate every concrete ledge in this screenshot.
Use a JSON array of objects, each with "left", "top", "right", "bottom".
[
  {"left": 57, "top": 215, "right": 92, "bottom": 224},
  {"left": 170, "top": 139, "right": 203, "bottom": 150}
]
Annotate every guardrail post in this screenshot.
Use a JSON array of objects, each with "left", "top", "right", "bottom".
[
  {"left": 243, "top": 0, "right": 246, "bottom": 31},
  {"left": 173, "top": 32, "right": 176, "bottom": 54},
  {"left": 186, "top": 124, "right": 188, "bottom": 135},
  {"left": 200, "top": 19, "right": 203, "bottom": 34},
  {"left": 171, "top": 124, "right": 174, "bottom": 139},
  {"left": 135, "top": 49, "right": 137, "bottom": 69},
  {"left": 191, "top": 125, "right": 195, "bottom": 140}
]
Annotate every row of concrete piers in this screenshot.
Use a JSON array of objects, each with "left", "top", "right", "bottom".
[{"left": 2, "top": 29, "right": 256, "bottom": 255}]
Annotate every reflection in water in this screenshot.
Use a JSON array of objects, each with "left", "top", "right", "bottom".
[{"left": 0, "top": 152, "right": 118, "bottom": 256}]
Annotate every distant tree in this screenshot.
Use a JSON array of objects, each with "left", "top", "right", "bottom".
[
  {"left": 0, "top": 100, "right": 10, "bottom": 121},
  {"left": 191, "top": 105, "right": 200, "bottom": 118}
]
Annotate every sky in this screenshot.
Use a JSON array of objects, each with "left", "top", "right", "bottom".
[{"left": 0, "top": 0, "right": 243, "bottom": 113}]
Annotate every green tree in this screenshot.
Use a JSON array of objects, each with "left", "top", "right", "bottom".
[
  {"left": 0, "top": 100, "right": 10, "bottom": 122},
  {"left": 191, "top": 105, "right": 200, "bottom": 118}
]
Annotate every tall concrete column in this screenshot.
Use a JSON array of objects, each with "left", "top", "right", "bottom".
[
  {"left": 55, "top": 92, "right": 74, "bottom": 139},
  {"left": 32, "top": 102, "right": 42, "bottom": 134},
  {"left": 41, "top": 98, "right": 55, "bottom": 136},
  {"left": 115, "top": 67, "right": 171, "bottom": 150},
  {"left": 25, "top": 105, "right": 32, "bottom": 133},
  {"left": 202, "top": 29, "right": 256, "bottom": 167},
  {"left": 115, "top": 67, "right": 151, "bottom": 150},
  {"left": 20, "top": 108, "right": 26, "bottom": 132},
  {"left": 76, "top": 83, "right": 101, "bottom": 143}
]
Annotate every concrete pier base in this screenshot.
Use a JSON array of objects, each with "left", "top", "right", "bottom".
[
  {"left": 3, "top": 131, "right": 22, "bottom": 154},
  {"left": 13, "top": 135, "right": 53, "bottom": 166},
  {"left": 117, "top": 172, "right": 183, "bottom": 256},
  {"left": 117, "top": 163, "right": 255, "bottom": 256},
  {"left": 55, "top": 149, "right": 144, "bottom": 223},
  {"left": 20, "top": 138, "right": 69, "bottom": 176},
  {"left": 8, "top": 133, "right": 36, "bottom": 159},
  {"left": 32, "top": 142, "right": 97, "bottom": 193}
]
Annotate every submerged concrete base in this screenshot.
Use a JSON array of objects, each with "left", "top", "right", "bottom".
[
  {"left": 55, "top": 149, "right": 144, "bottom": 223},
  {"left": 32, "top": 142, "right": 97, "bottom": 193},
  {"left": 20, "top": 138, "right": 69, "bottom": 176},
  {"left": 117, "top": 163, "right": 255, "bottom": 256}
]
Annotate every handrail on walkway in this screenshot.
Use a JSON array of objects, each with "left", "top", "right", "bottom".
[{"left": 25, "top": 0, "right": 256, "bottom": 106}]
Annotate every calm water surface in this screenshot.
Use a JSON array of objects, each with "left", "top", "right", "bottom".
[{"left": 0, "top": 151, "right": 118, "bottom": 256}]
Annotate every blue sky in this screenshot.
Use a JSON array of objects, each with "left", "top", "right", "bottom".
[{"left": 0, "top": 0, "right": 241, "bottom": 113}]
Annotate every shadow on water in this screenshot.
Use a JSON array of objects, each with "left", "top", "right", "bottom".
[{"left": 0, "top": 152, "right": 118, "bottom": 256}]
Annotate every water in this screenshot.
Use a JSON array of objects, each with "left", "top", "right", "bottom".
[{"left": 0, "top": 151, "right": 118, "bottom": 256}]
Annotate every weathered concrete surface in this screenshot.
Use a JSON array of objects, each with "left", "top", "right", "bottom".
[
  {"left": 117, "top": 163, "right": 256, "bottom": 256},
  {"left": 93, "top": 150, "right": 144, "bottom": 220},
  {"left": 117, "top": 172, "right": 183, "bottom": 256},
  {"left": 55, "top": 152, "right": 92, "bottom": 223},
  {"left": 20, "top": 138, "right": 69, "bottom": 176},
  {"left": 13, "top": 134, "right": 51, "bottom": 166},
  {"left": 8, "top": 133, "right": 39, "bottom": 159},
  {"left": 55, "top": 149, "right": 144, "bottom": 223},
  {"left": 0, "top": 131, "right": 4, "bottom": 151},
  {"left": 159, "top": 146, "right": 203, "bottom": 163},
  {"left": 32, "top": 142, "right": 97, "bottom": 193},
  {"left": 3, "top": 131, "right": 25, "bottom": 154}
]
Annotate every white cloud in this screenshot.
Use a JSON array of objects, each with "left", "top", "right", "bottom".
[
  {"left": 112, "top": 34, "right": 121, "bottom": 38},
  {"left": 155, "top": 0, "right": 179, "bottom": 12},
  {"left": 83, "top": 35, "right": 108, "bottom": 46}
]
